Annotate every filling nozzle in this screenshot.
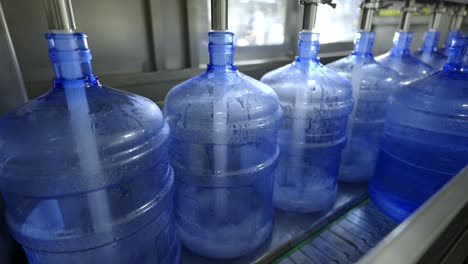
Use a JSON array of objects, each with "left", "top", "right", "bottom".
[
  {"left": 359, "top": 0, "right": 388, "bottom": 31},
  {"left": 399, "top": 0, "right": 417, "bottom": 31},
  {"left": 429, "top": 3, "right": 446, "bottom": 31},
  {"left": 211, "top": 0, "right": 228, "bottom": 31},
  {"left": 42, "top": 0, "right": 76, "bottom": 32},
  {"left": 449, "top": 5, "right": 467, "bottom": 31},
  {"left": 299, "top": 0, "right": 337, "bottom": 31}
]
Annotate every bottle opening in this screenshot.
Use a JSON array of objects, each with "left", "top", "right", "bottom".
[
  {"left": 420, "top": 30, "right": 440, "bottom": 52},
  {"left": 296, "top": 31, "right": 320, "bottom": 61},
  {"left": 46, "top": 33, "right": 97, "bottom": 86},
  {"left": 444, "top": 36, "right": 468, "bottom": 71},
  {"left": 444, "top": 30, "right": 463, "bottom": 49},
  {"left": 352, "top": 31, "right": 375, "bottom": 57},
  {"left": 390, "top": 31, "right": 412, "bottom": 56},
  {"left": 207, "top": 31, "right": 236, "bottom": 71}
]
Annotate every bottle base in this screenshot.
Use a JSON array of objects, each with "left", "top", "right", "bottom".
[
  {"left": 22, "top": 214, "right": 181, "bottom": 264},
  {"left": 176, "top": 216, "right": 273, "bottom": 259},
  {"left": 369, "top": 184, "right": 418, "bottom": 222},
  {"left": 273, "top": 184, "right": 337, "bottom": 213},
  {"left": 369, "top": 148, "right": 456, "bottom": 222}
]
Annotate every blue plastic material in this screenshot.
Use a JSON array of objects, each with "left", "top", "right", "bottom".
[
  {"left": 164, "top": 31, "right": 282, "bottom": 259},
  {"left": 413, "top": 31, "right": 447, "bottom": 70},
  {"left": 376, "top": 31, "right": 433, "bottom": 81},
  {"left": 0, "top": 33, "right": 180, "bottom": 264},
  {"left": 328, "top": 31, "right": 401, "bottom": 183},
  {"left": 439, "top": 30, "right": 463, "bottom": 56},
  {"left": 261, "top": 31, "right": 353, "bottom": 212},
  {"left": 370, "top": 37, "right": 468, "bottom": 222}
]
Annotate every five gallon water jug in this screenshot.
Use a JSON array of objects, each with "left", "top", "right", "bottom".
[
  {"left": 0, "top": 33, "right": 180, "bottom": 263},
  {"left": 439, "top": 30, "right": 463, "bottom": 56},
  {"left": 164, "top": 32, "right": 282, "bottom": 258},
  {"left": 376, "top": 31, "right": 433, "bottom": 80},
  {"left": 370, "top": 36, "right": 468, "bottom": 222},
  {"left": 328, "top": 31, "right": 401, "bottom": 183},
  {"left": 413, "top": 30, "right": 447, "bottom": 70},
  {"left": 261, "top": 31, "right": 353, "bottom": 213}
]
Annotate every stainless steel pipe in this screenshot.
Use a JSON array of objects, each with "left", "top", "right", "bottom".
[
  {"left": 359, "top": 0, "right": 380, "bottom": 31},
  {"left": 429, "top": 3, "right": 446, "bottom": 30},
  {"left": 42, "top": 0, "right": 76, "bottom": 31},
  {"left": 0, "top": 1, "right": 27, "bottom": 114},
  {"left": 450, "top": 5, "right": 466, "bottom": 31},
  {"left": 211, "top": 0, "right": 228, "bottom": 30},
  {"left": 300, "top": 0, "right": 336, "bottom": 31},
  {"left": 398, "top": 0, "right": 416, "bottom": 31},
  {"left": 302, "top": 2, "right": 318, "bottom": 31}
]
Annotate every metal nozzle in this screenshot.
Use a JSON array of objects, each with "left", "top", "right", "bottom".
[
  {"left": 300, "top": 0, "right": 336, "bottom": 31},
  {"left": 302, "top": 2, "right": 318, "bottom": 30},
  {"left": 429, "top": 3, "right": 446, "bottom": 30},
  {"left": 359, "top": 0, "right": 381, "bottom": 31},
  {"left": 42, "top": 0, "right": 76, "bottom": 31},
  {"left": 398, "top": 0, "right": 416, "bottom": 31},
  {"left": 450, "top": 5, "right": 466, "bottom": 31},
  {"left": 211, "top": 0, "right": 228, "bottom": 31}
]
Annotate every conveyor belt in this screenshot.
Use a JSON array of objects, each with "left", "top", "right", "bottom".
[{"left": 277, "top": 202, "right": 398, "bottom": 264}]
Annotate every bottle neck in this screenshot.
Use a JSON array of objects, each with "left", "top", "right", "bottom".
[
  {"left": 295, "top": 31, "right": 320, "bottom": 63},
  {"left": 420, "top": 30, "right": 440, "bottom": 52},
  {"left": 443, "top": 36, "right": 468, "bottom": 72},
  {"left": 444, "top": 30, "right": 463, "bottom": 49},
  {"left": 207, "top": 31, "right": 237, "bottom": 72},
  {"left": 352, "top": 31, "right": 375, "bottom": 58},
  {"left": 47, "top": 33, "right": 98, "bottom": 89},
  {"left": 390, "top": 31, "right": 412, "bottom": 56}
]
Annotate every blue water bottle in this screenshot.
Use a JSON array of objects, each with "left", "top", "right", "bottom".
[
  {"left": 261, "top": 0, "right": 354, "bottom": 213},
  {"left": 376, "top": 31, "right": 434, "bottom": 81},
  {"left": 328, "top": 31, "right": 401, "bottom": 183},
  {"left": 164, "top": 30, "right": 281, "bottom": 258},
  {"left": 370, "top": 37, "right": 468, "bottom": 222},
  {"left": 0, "top": 32, "right": 180, "bottom": 263},
  {"left": 413, "top": 31, "right": 447, "bottom": 70}
]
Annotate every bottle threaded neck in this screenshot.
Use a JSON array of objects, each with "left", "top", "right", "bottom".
[
  {"left": 390, "top": 31, "right": 412, "bottom": 56},
  {"left": 47, "top": 33, "right": 96, "bottom": 86},
  {"left": 444, "top": 30, "right": 463, "bottom": 49},
  {"left": 420, "top": 30, "right": 440, "bottom": 52},
  {"left": 296, "top": 31, "right": 320, "bottom": 62},
  {"left": 444, "top": 36, "right": 468, "bottom": 71},
  {"left": 207, "top": 31, "right": 236, "bottom": 71},
  {"left": 352, "top": 31, "right": 375, "bottom": 57}
]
